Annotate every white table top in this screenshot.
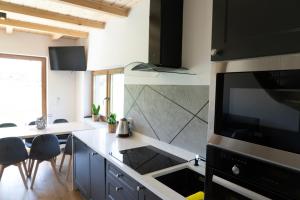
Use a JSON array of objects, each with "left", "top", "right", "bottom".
[{"left": 0, "top": 122, "right": 95, "bottom": 139}]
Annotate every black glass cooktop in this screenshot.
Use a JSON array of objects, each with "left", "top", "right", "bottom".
[{"left": 109, "top": 145, "right": 187, "bottom": 175}]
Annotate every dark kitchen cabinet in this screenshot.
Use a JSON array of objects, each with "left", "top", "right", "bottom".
[
  {"left": 138, "top": 188, "right": 162, "bottom": 200},
  {"left": 90, "top": 152, "right": 106, "bottom": 200},
  {"left": 74, "top": 137, "right": 106, "bottom": 200},
  {"left": 74, "top": 137, "right": 91, "bottom": 199},
  {"left": 211, "top": 0, "right": 300, "bottom": 61},
  {"left": 106, "top": 161, "right": 138, "bottom": 200},
  {"left": 106, "top": 161, "right": 162, "bottom": 200}
]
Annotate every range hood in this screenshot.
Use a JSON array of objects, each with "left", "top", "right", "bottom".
[{"left": 131, "top": 0, "right": 195, "bottom": 75}]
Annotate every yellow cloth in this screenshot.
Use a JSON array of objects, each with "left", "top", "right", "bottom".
[{"left": 186, "top": 192, "right": 204, "bottom": 200}]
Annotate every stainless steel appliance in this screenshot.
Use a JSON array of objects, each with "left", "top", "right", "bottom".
[
  {"left": 210, "top": 69, "right": 300, "bottom": 170},
  {"left": 109, "top": 145, "right": 186, "bottom": 175},
  {"left": 205, "top": 145, "right": 300, "bottom": 200},
  {"left": 116, "top": 118, "right": 131, "bottom": 137}
]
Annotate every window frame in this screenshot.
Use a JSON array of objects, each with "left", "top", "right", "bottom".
[
  {"left": 92, "top": 68, "right": 124, "bottom": 117},
  {"left": 0, "top": 53, "right": 47, "bottom": 116}
]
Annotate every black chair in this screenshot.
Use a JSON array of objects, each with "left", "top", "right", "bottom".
[
  {"left": 59, "top": 135, "right": 72, "bottom": 180},
  {"left": 24, "top": 121, "right": 36, "bottom": 148},
  {"left": 53, "top": 119, "right": 70, "bottom": 145},
  {"left": 28, "top": 134, "right": 61, "bottom": 189},
  {"left": 0, "top": 137, "right": 28, "bottom": 189},
  {"left": 0, "top": 123, "right": 17, "bottom": 128}
]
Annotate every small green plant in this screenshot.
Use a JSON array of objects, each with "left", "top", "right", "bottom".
[
  {"left": 107, "top": 113, "right": 117, "bottom": 124},
  {"left": 92, "top": 104, "right": 100, "bottom": 115}
]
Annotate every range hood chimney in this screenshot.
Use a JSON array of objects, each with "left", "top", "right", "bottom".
[{"left": 131, "top": 0, "right": 195, "bottom": 75}]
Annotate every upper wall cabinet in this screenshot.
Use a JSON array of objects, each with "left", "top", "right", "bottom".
[{"left": 211, "top": 0, "right": 300, "bottom": 61}]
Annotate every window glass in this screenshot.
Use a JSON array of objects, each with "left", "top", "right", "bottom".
[
  {"left": 93, "top": 75, "right": 107, "bottom": 116},
  {"left": 110, "top": 73, "right": 124, "bottom": 120},
  {"left": 0, "top": 57, "right": 43, "bottom": 125}
]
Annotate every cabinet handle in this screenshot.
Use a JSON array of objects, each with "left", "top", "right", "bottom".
[
  {"left": 92, "top": 152, "right": 97, "bottom": 156},
  {"left": 115, "top": 187, "right": 123, "bottom": 192},
  {"left": 136, "top": 186, "right": 144, "bottom": 191},
  {"left": 115, "top": 173, "right": 123, "bottom": 178}
]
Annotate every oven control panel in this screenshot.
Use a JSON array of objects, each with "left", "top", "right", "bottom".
[{"left": 206, "top": 145, "right": 300, "bottom": 199}]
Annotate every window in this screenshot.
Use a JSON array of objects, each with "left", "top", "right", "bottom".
[
  {"left": 92, "top": 68, "right": 124, "bottom": 120},
  {"left": 0, "top": 54, "right": 46, "bottom": 126}
]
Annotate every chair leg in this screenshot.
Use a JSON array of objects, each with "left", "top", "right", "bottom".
[
  {"left": 17, "top": 163, "right": 28, "bottom": 189},
  {"left": 22, "top": 161, "right": 28, "bottom": 177},
  {"left": 59, "top": 152, "right": 66, "bottom": 172},
  {"left": 30, "top": 160, "right": 40, "bottom": 189},
  {"left": 28, "top": 160, "right": 33, "bottom": 177},
  {"left": 50, "top": 159, "right": 60, "bottom": 183},
  {"left": 27, "top": 159, "right": 31, "bottom": 173},
  {"left": 0, "top": 165, "right": 5, "bottom": 181},
  {"left": 66, "top": 156, "right": 72, "bottom": 181}
]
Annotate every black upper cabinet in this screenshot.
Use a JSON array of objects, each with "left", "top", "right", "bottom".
[{"left": 211, "top": 0, "right": 300, "bottom": 61}]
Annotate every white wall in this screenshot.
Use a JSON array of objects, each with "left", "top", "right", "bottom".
[
  {"left": 87, "top": 0, "right": 212, "bottom": 85},
  {"left": 182, "top": 0, "right": 212, "bottom": 85},
  {"left": 0, "top": 30, "right": 80, "bottom": 123},
  {"left": 87, "top": 0, "right": 150, "bottom": 70}
]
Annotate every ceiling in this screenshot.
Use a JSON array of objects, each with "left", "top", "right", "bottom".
[{"left": 0, "top": 0, "right": 141, "bottom": 39}]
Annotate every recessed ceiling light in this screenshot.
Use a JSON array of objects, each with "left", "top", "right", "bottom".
[{"left": 0, "top": 12, "right": 7, "bottom": 20}]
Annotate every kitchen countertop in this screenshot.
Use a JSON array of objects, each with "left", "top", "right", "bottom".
[{"left": 73, "top": 123, "right": 206, "bottom": 200}]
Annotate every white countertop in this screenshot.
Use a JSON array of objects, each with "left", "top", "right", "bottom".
[{"left": 73, "top": 124, "right": 206, "bottom": 200}]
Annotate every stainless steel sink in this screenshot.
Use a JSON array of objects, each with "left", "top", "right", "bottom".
[{"left": 155, "top": 168, "right": 205, "bottom": 197}]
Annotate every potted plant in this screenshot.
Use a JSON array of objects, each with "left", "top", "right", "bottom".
[
  {"left": 107, "top": 113, "right": 117, "bottom": 133},
  {"left": 92, "top": 104, "right": 100, "bottom": 121}
]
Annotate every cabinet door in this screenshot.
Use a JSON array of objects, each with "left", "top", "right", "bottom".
[
  {"left": 90, "top": 152, "right": 106, "bottom": 200},
  {"left": 138, "top": 188, "right": 162, "bottom": 200},
  {"left": 74, "top": 138, "right": 91, "bottom": 199},
  {"left": 211, "top": 0, "right": 300, "bottom": 61}
]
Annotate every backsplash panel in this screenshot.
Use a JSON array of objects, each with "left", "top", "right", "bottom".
[{"left": 125, "top": 84, "right": 209, "bottom": 156}]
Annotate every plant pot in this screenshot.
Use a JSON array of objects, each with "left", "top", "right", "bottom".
[
  {"left": 99, "top": 115, "right": 106, "bottom": 122},
  {"left": 108, "top": 123, "right": 117, "bottom": 133},
  {"left": 92, "top": 114, "right": 99, "bottom": 122}
]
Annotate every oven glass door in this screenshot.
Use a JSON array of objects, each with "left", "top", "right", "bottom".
[
  {"left": 215, "top": 70, "right": 300, "bottom": 154},
  {"left": 210, "top": 175, "right": 271, "bottom": 200}
]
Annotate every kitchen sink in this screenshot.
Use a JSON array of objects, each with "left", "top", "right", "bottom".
[{"left": 155, "top": 168, "right": 205, "bottom": 197}]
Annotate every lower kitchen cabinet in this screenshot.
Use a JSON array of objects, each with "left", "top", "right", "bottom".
[
  {"left": 90, "top": 152, "right": 106, "bottom": 200},
  {"left": 74, "top": 137, "right": 106, "bottom": 200},
  {"left": 74, "top": 137, "right": 161, "bottom": 200},
  {"left": 74, "top": 137, "right": 91, "bottom": 199},
  {"left": 106, "top": 161, "right": 162, "bottom": 200},
  {"left": 138, "top": 188, "right": 162, "bottom": 200}
]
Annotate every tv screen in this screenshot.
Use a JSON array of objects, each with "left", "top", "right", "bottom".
[{"left": 49, "top": 46, "right": 87, "bottom": 71}]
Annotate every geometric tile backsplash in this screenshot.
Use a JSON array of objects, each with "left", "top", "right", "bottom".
[{"left": 124, "top": 84, "right": 209, "bottom": 157}]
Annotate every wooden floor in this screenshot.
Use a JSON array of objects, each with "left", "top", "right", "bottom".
[{"left": 0, "top": 155, "right": 83, "bottom": 200}]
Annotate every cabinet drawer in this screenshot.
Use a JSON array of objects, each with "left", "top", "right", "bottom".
[
  {"left": 106, "top": 176, "right": 137, "bottom": 200},
  {"left": 106, "top": 162, "right": 138, "bottom": 194}
]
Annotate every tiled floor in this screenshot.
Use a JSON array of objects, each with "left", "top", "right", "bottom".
[{"left": 0, "top": 155, "right": 82, "bottom": 200}]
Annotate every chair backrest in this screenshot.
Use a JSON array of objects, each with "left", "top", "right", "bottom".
[
  {"left": 53, "top": 119, "right": 68, "bottom": 124},
  {"left": 0, "top": 123, "right": 17, "bottom": 128},
  {"left": 0, "top": 137, "right": 28, "bottom": 165},
  {"left": 29, "top": 121, "right": 36, "bottom": 126},
  {"left": 30, "top": 134, "right": 60, "bottom": 161},
  {"left": 64, "top": 135, "right": 73, "bottom": 155}
]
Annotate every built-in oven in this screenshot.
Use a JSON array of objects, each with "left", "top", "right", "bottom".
[
  {"left": 210, "top": 69, "right": 300, "bottom": 170},
  {"left": 205, "top": 145, "right": 300, "bottom": 200}
]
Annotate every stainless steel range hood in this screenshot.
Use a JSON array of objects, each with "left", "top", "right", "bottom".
[{"left": 130, "top": 0, "right": 195, "bottom": 75}]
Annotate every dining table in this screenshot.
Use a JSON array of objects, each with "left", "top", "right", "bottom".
[{"left": 0, "top": 121, "right": 95, "bottom": 139}]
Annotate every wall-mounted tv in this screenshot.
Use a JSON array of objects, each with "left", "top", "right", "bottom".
[{"left": 49, "top": 46, "right": 87, "bottom": 71}]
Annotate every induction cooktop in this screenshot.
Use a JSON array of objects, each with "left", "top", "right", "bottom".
[{"left": 109, "top": 145, "right": 187, "bottom": 175}]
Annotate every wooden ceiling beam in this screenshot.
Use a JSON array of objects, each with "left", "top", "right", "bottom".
[
  {"left": 0, "top": 18, "right": 88, "bottom": 38},
  {"left": 0, "top": 1, "right": 105, "bottom": 29},
  {"left": 60, "top": 0, "right": 130, "bottom": 17}
]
